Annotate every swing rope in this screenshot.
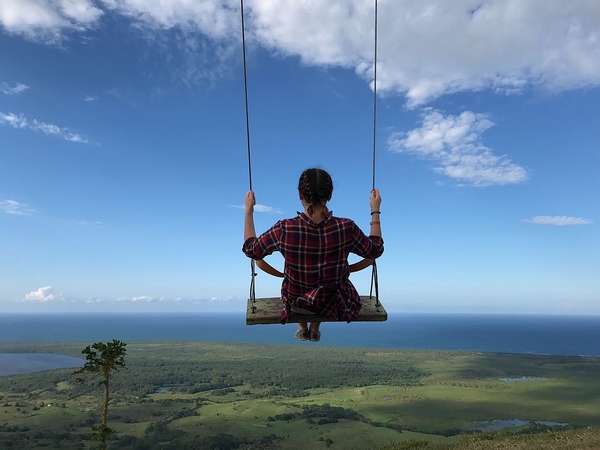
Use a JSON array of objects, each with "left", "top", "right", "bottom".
[
  {"left": 371, "top": 0, "right": 380, "bottom": 308},
  {"left": 241, "top": 0, "right": 381, "bottom": 311},
  {"left": 240, "top": 0, "right": 257, "bottom": 310},
  {"left": 372, "top": 0, "right": 378, "bottom": 192},
  {"left": 241, "top": 0, "right": 252, "bottom": 192}
]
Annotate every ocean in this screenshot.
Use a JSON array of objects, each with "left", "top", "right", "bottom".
[{"left": 1, "top": 313, "right": 599, "bottom": 357}]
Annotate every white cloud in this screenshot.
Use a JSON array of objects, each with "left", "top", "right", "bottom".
[
  {"left": 25, "top": 286, "right": 62, "bottom": 302},
  {"left": 388, "top": 109, "right": 528, "bottom": 186},
  {"left": 65, "top": 133, "right": 88, "bottom": 143},
  {"left": 254, "top": 204, "right": 283, "bottom": 214},
  {"left": 209, "top": 296, "right": 238, "bottom": 302},
  {"left": 102, "top": 0, "right": 238, "bottom": 39},
  {"left": 1, "top": 1, "right": 599, "bottom": 104},
  {"left": 0, "top": 112, "right": 88, "bottom": 143},
  {"left": 0, "top": 0, "right": 103, "bottom": 43},
  {"left": 83, "top": 94, "right": 97, "bottom": 102},
  {"left": 131, "top": 296, "right": 154, "bottom": 302},
  {"left": 524, "top": 216, "right": 592, "bottom": 226},
  {"left": 0, "top": 82, "right": 28, "bottom": 95},
  {"left": 0, "top": 199, "right": 35, "bottom": 215},
  {"left": 232, "top": 204, "right": 282, "bottom": 214}
]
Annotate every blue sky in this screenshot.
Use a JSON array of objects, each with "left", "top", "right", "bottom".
[{"left": 0, "top": 0, "right": 598, "bottom": 315}]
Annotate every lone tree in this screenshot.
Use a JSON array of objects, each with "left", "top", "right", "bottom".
[{"left": 73, "top": 339, "right": 127, "bottom": 449}]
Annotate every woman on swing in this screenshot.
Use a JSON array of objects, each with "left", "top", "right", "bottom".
[{"left": 243, "top": 168, "right": 383, "bottom": 342}]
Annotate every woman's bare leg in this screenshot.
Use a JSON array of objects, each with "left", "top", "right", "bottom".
[
  {"left": 294, "top": 322, "right": 310, "bottom": 341},
  {"left": 309, "top": 322, "right": 321, "bottom": 341}
]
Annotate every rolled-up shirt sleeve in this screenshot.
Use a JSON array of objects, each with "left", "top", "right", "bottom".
[
  {"left": 242, "top": 221, "right": 283, "bottom": 260},
  {"left": 350, "top": 222, "right": 384, "bottom": 259}
]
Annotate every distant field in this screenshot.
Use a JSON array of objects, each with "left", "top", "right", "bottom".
[{"left": 0, "top": 341, "right": 599, "bottom": 449}]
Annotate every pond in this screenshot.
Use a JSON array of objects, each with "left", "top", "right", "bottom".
[
  {"left": 474, "top": 419, "right": 568, "bottom": 431},
  {"left": 499, "top": 376, "right": 550, "bottom": 382},
  {"left": 0, "top": 353, "right": 84, "bottom": 376},
  {"left": 155, "top": 385, "right": 187, "bottom": 394}
]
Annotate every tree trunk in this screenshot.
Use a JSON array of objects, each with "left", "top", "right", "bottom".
[{"left": 102, "top": 374, "right": 110, "bottom": 428}]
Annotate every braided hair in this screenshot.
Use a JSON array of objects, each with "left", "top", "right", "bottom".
[{"left": 298, "top": 168, "right": 334, "bottom": 220}]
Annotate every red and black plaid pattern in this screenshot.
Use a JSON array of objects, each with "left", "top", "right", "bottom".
[{"left": 243, "top": 212, "right": 384, "bottom": 323}]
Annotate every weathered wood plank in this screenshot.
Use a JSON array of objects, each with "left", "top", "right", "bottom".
[{"left": 246, "top": 296, "right": 387, "bottom": 325}]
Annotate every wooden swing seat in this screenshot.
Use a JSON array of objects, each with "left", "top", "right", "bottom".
[{"left": 246, "top": 296, "right": 387, "bottom": 325}]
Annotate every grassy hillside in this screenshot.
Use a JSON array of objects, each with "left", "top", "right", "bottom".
[
  {"left": 380, "top": 428, "right": 600, "bottom": 450},
  {"left": 0, "top": 341, "right": 599, "bottom": 449}
]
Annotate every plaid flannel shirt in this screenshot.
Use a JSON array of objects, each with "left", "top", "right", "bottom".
[{"left": 243, "top": 212, "right": 384, "bottom": 323}]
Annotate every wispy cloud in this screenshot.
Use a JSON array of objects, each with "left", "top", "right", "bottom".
[
  {"left": 0, "top": 199, "right": 35, "bottom": 215},
  {"left": 83, "top": 94, "right": 97, "bottom": 102},
  {"left": 0, "top": 0, "right": 103, "bottom": 44},
  {"left": 524, "top": 216, "right": 592, "bottom": 226},
  {"left": 109, "top": 296, "right": 180, "bottom": 303},
  {"left": 232, "top": 204, "right": 283, "bottom": 214},
  {"left": 58, "top": 218, "right": 103, "bottom": 226},
  {"left": 24, "top": 286, "right": 63, "bottom": 302},
  {"left": 0, "top": 112, "right": 88, "bottom": 143},
  {"left": 388, "top": 109, "right": 528, "bottom": 187},
  {"left": 209, "top": 296, "right": 240, "bottom": 302},
  {"left": 131, "top": 296, "right": 155, "bottom": 302},
  {"left": 98, "top": 2, "right": 600, "bottom": 106},
  {"left": 85, "top": 295, "right": 244, "bottom": 304},
  {"left": 254, "top": 204, "right": 283, "bottom": 214},
  {"left": 2, "top": 2, "right": 600, "bottom": 105},
  {"left": 0, "top": 82, "right": 28, "bottom": 95}
]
